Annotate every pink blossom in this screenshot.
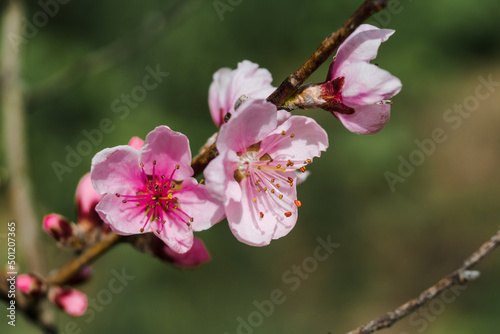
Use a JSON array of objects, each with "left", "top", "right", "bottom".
[
  {"left": 209, "top": 60, "right": 275, "bottom": 127},
  {"left": 91, "top": 126, "right": 224, "bottom": 253},
  {"left": 204, "top": 99, "right": 328, "bottom": 246},
  {"left": 320, "top": 24, "right": 402, "bottom": 134},
  {"left": 49, "top": 287, "right": 87, "bottom": 317}
]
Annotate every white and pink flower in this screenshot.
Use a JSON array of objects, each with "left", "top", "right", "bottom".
[
  {"left": 321, "top": 24, "right": 402, "bottom": 134},
  {"left": 209, "top": 60, "right": 275, "bottom": 127},
  {"left": 204, "top": 99, "right": 328, "bottom": 246},
  {"left": 91, "top": 126, "right": 224, "bottom": 254}
]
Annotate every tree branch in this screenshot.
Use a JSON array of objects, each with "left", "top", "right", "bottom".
[
  {"left": 267, "top": 0, "right": 387, "bottom": 106},
  {"left": 45, "top": 233, "right": 123, "bottom": 286},
  {"left": 191, "top": 0, "right": 388, "bottom": 176},
  {"left": 344, "top": 227, "right": 500, "bottom": 334}
]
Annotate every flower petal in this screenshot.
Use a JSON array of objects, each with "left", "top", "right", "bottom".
[
  {"left": 156, "top": 214, "right": 194, "bottom": 254},
  {"left": 209, "top": 60, "right": 275, "bottom": 127},
  {"left": 95, "top": 190, "right": 150, "bottom": 235},
  {"left": 340, "top": 62, "right": 402, "bottom": 107},
  {"left": 174, "top": 178, "right": 225, "bottom": 231},
  {"left": 91, "top": 145, "right": 142, "bottom": 194},
  {"left": 335, "top": 103, "right": 391, "bottom": 135},
  {"left": 140, "top": 125, "right": 193, "bottom": 180},
  {"left": 259, "top": 115, "right": 329, "bottom": 164},
  {"left": 204, "top": 151, "right": 241, "bottom": 205},
  {"left": 333, "top": 24, "right": 395, "bottom": 75},
  {"left": 226, "top": 173, "right": 297, "bottom": 246},
  {"left": 217, "top": 98, "right": 278, "bottom": 153}
]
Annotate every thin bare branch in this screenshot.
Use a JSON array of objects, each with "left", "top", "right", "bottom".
[
  {"left": 267, "top": 0, "right": 387, "bottom": 106},
  {"left": 345, "top": 228, "right": 500, "bottom": 334},
  {"left": 46, "top": 233, "right": 123, "bottom": 286}
]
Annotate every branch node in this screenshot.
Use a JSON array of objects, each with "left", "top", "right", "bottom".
[{"left": 459, "top": 270, "right": 481, "bottom": 283}]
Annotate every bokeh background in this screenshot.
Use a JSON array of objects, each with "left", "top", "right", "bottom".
[{"left": 1, "top": 0, "right": 500, "bottom": 333}]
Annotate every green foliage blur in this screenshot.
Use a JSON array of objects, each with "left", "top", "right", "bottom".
[{"left": 1, "top": 0, "right": 500, "bottom": 333}]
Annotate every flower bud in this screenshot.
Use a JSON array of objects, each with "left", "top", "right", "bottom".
[
  {"left": 76, "top": 173, "right": 104, "bottom": 230},
  {"left": 16, "top": 274, "right": 45, "bottom": 296},
  {"left": 128, "top": 136, "right": 144, "bottom": 150},
  {"left": 133, "top": 234, "right": 211, "bottom": 268},
  {"left": 48, "top": 287, "right": 87, "bottom": 317},
  {"left": 160, "top": 237, "right": 211, "bottom": 267},
  {"left": 43, "top": 214, "right": 75, "bottom": 243}
]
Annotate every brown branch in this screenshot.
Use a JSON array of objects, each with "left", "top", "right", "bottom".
[
  {"left": 192, "top": 142, "right": 218, "bottom": 177},
  {"left": 191, "top": 0, "right": 388, "bottom": 176},
  {"left": 46, "top": 233, "right": 123, "bottom": 286},
  {"left": 345, "top": 227, "right": 500, "bottom": 334},
  {"left": 267, "top": 0, "right": 387, "bottom": 106}
]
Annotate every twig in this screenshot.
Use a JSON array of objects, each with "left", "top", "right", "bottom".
[
  {"left": 191, "top": 0, "right": 388, "bottom": 176},
  {"left": 345, "top": 228, "right": 500, "bottom": 334},
  {"left": 267, "top": 0, "right": 387, "bottom": 106},
  {"left": 46, "top": 233, "right": 123, "bottom": 286}
]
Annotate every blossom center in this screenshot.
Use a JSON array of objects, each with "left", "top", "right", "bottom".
[
  {"left": 233, "top": 130, "right": 312, "bottom": 219},
  {"left": 115, "top": 160, "right": 193, "bottom": 235}
]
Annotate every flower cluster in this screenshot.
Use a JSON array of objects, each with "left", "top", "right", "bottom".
[
  {"left": 88, "top": 24, "right": 401, "bottom": 251},
  {"left": 19, "top": 24, "right": 402, "bottom": 318}
]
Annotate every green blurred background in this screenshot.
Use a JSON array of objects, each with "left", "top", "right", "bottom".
[{"left": 1, "top": 0, "right": 500, "bottom": 333}]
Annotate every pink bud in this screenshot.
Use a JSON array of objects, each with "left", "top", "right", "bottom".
[
  {"left": 127, "top": 136, "right": 144, "bottom": 150},
  {"left": 155, "top": 237, "right": 211, "bottom": 267},
  {"left": 49, "top": 287, "right": 87, "bottom": 317},
  {"left": 43, "top": 214, "right": 74, "bottom": 242},
  {"left": 16, "top": 274, "right": 45, "bottom": 296},
  {"left": 76, "top": 173, "right": 104, "bottom": 228}
]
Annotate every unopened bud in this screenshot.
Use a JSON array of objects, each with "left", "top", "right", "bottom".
[
  {"left": 127, "top": 136, "right": 144, "bottom": 150},
  {"left": 43, "top": 214, "right": 75, "bottom": 242},
  {"left": 76, "top": 173, "right": 104, "bottom": 230},
  {"left": 48, "top": 287, "right": 87, "bottom": 317},
  {"left": 16, "top": 274, "right": 45, "bottom": 296},
  {"left": 156, "top": 237, "right": 211, "bottom": 268}
]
